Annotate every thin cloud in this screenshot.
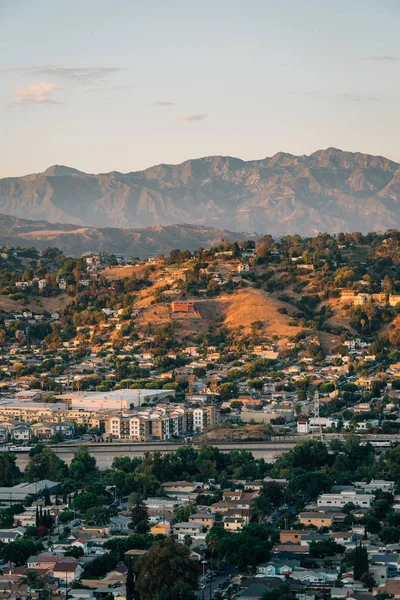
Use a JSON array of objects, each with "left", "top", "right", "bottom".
[
  {"left": 153, "top": 101, "right": 176, "bottom": 107},
  {"left": 5, "top": 81, "right": 58, "bottom": 108},
  {"left": 86, "top": 84, "right": 134, "bottom": 94},
  {"left": 0, "top": 66, "right": 125, "bottom": 84},
  {"left": 360, "top": 56, "right": 399, "bottom": 62},
  {"left": 177, "top": 113, "right": 209, "bottom": 121}
]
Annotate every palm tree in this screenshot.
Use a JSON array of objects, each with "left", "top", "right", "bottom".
[{"left": 18, "top": 572, "right": 44, "bottom": 600}]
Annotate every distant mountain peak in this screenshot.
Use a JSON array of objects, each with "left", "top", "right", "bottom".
[{"left": 43, "top": 165, "right": 84, "bottom": 176}]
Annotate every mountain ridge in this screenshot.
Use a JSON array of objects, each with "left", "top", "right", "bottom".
[
  {"left": 1, "top": 148, "right": 400, "bottom": 235},
  {"left": 0, "top": 213, "right": 251, "bottom": 257}
]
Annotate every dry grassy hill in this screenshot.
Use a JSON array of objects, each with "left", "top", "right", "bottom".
[
  {"left": 132, "top": 287, "right": 309, "bottom": 344},
  {"left": 0, "top": 294, "right": 72, "bottom": 314},
  {"left": 215, "top": 288, "right": 308, "bottom": 344}
]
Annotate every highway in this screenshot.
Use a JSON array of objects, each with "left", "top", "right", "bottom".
[
  {"left": 14, "top": 433, "right": 400, "bottom": 471},
  {"left": 51, "top": 438, "right": 298, "bottom": 468}
]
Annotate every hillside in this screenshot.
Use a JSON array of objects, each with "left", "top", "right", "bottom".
[
  {"left": 1, "top": 149, "right": 400, "bottom": 235},
  {"left": 0, "top": 214, "right": 249, "bottom": 257}
]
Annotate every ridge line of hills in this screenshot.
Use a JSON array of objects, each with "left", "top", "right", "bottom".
[{"left": 0, "top": 214, "right": 251, "bottom": 257}]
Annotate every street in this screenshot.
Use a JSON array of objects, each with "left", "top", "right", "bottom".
[{"left": 197, "top": 566, "right": 235, "bottom": 600}]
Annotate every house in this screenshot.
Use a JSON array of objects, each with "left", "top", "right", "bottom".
[
  {"left": 233, "top": 582, "right": 274, "bottom": 599},
  {"left": 162, "top": 481, "right": 196, "bottom": 494},
  {"left": 257, "top": 559, "right": 299, "bottom": 578},
  {"left": 190, "top": 546, "right": 206, "bottom": 561},
  {"left": 171, "top": 301, "right": 195, "bottom": 314},
  {"left": 389, "top": 295, "right": 400, "bottom": 307},
  {"left": 150, "top": 522, "right": 171, "bottom": 536},
  {"left": 280, "top": 530, "right": 311, "bottom": 544},
  {"left": 51, "top": 422, "right": 75, "bottom": 438},
  {"left": 0, "top": 528, "right": 24, "bottom": 543},
  {"left": 381, "top": 579, "right": 400, "bottom": 598},
  {"left": 222, "top": 491, "right": 243, "bottom": 502},
  {"left": 31, "top": 421, "right": 74, "bottom": 439},
  {"left": 52, "top": 558, "right": 83, "bottom": 584},
  {"left": 297, "top": 512, "right": 336, "bottom": 528},
  {"left": 331, "top": 531, "right": 355, "bottom": 545},
  {"left": 31, "top": 422, "right": 55, "bottom": 439},
  {"left": 223, "top": 517, "right": 246, "bottom": 532},
  {"left": 27, "top": 554, "right": 58, "bottom": 570},
  {"left": 291, "top": 569, "right": 337, "bottom": 584},
  {"left": 272, "top": 544, "right": 309, "bottom": 555},
  {"left": 172, "top": 522, "right": 203, "bottom": 537},
  {"left": 188, "top": 513, "right": 215, "bottom": 529},
  {"left": 108, "top": 515, "right": 131, "bottom": 534},
  {"left": 11, "top": 423, "right": 31, "bottom": 441}
]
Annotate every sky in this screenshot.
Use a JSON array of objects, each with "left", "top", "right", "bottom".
[{"left": 0, "top": 0, "right": 400, "bottom": 178}]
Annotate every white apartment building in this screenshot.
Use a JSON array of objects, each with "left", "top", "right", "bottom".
[{"left": 317, "top": 491, "right": 373, "bottom": 509}]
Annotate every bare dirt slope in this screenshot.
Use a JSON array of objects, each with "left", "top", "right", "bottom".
[
  {"left": 216, "top": 288, "right": 308, "bottom": 343},
  {"left": 200, "top": 425, "right": 269, "bottom": 442},
  {"left": 0, "top": 294, "right": 72, "bottom": 314}
]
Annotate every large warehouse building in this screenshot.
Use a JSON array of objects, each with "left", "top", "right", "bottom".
[{"left": 67, "top": 389, "right": 175, "bottom": 411}]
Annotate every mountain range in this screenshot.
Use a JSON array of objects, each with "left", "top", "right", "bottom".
[
  {"left": 0, "top": 214, "right": 249, "bottom": 257},
  {"left": 1, "top": 148, "right": 400, "bottom": 236}
]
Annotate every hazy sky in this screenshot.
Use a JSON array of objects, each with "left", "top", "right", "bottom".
[{"left": 1, "top": 0, "right": 399, "bottom": 178}]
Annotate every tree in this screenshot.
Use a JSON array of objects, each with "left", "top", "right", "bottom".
[
  {"left": 0, "top": 504, "right": 24, "bottom": 529},
  {"left": 25, "top": 445, "right": 68, "bottom": 482},
  {"left": 0, "top": 453, "right": 20, "bottom": 487},
  {"left": 103, "top": 533, "right": 154, "bottom": 561},
  {"left": 262, "top": 585, "right": 294, "bottom": 600},
  {"left": 174, "top": 504, "right": 195, "bottom": 523},
  {"left": 69, "top": 446, "right": 97, "bottom": 480},
  {"left": 73, "top": 492, "right": 102, "bottom": 513},
  {"left": 131, "top": 498, "right": 149, "bottom": 533},
  {"left": 19, "top": 571, "right": 45, "bottom": 600},
  {"left": 218, "top": 382, "right": 239, "bottom": 401},
  {"left": 43, "top": 486, "right": 51, "bottom": 506},
  {"left": 360, "top": 572, "right": 376, "bottom": 591},
  {"left": 85, "top": 507, "right": 113, "bottom": 527},
  {"left": 158, "top": 584, "right": 196, "bottom": 600},
  {"left": 134, "top": 538, "right": 199, "bottom": 600},
  {"left": 84, "top": 553, "right": 118, "bottom": 577},
  {"left": 309, "top": 539, "right": 345, "bottom": 558},
  {"left": 289, "top": 471, "right": 331, "bottom": 502},
  {"left": 353, "top": 542, "right": 369, "bottom": 581},
  {"left": 379, "top": 527, "right": 400, "bottom": 544},
  {"left": 65, "top": 546, "right": 84, "bottom": 558},
  {"left": 126, "top": 558, "right": 135, "bottom": 600},
  {"left": 258, "top": 481, "right": 285, "bottom": 509},
  {"left": 206, "top": 524, "right": 274, "bottom": 570},
  {"left": 1, "top": 539, "right": 41, "bottom": 567}
]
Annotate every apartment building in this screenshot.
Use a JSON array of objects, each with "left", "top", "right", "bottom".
[
  {"left": 106, "top": 415, "right": 152, "bottom": 441},
  {"left": 105, "top": 404, "right": 219, "bottom": 441},
  {"left": 317, "top": 491, "right": 373, "bottom": 509},
  {"left": 190, "top": 405, "right": 220, "bottom": 432}
]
